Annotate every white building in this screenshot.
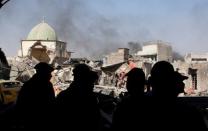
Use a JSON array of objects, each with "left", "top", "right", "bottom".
[
  {"left": 19, "top": 21, "right": 70, "bottom": 64},
  {"left": 136, "top": 40, "right": 173, "bottom": 62},
  {"left": 185, "top": 53, "right": 208, "bottom": 63}
]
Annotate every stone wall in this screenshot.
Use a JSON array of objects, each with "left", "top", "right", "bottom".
[{"left": 105, "top": 48, "right": 129, "bottom": 65}]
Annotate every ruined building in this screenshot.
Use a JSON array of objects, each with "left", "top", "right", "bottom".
[
  {"left": 173, "top": 53, "right": 208, "bottom": 95},
  {"left": 185, "top": 53, "right": 208, "bottom": 63},
  {"left": 100, "top": 47, "right": 152, "bottom": 88},
  {"left": 18, "top": 21, "right": 71, "bottom": 64},
  {"left": 136, "top": 40, "right": 173, "bottom": 62},
  {"left": 103, "top": 48, "right": 129, "bottom": 66}
]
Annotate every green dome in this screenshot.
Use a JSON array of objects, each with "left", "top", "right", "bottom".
[{"left": 27, "top": 22, "right": 57, "bottom": 40}]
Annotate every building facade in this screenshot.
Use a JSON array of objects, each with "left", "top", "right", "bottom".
[
  {"left": 136, "top": 40, "right": 173, "bottom": 62},
  {"left": 19, "top": 21, "right": 70, "bottom": 64},
  {"left": 185, "top": 53, "right": 208, "bottom": 63},
  {"left": 103, "top": 48, "right": 129, "bottom": 66}
]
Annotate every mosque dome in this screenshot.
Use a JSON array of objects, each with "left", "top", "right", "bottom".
[{"left": 27, "top": 21, "right": 57, "bottom": 41}]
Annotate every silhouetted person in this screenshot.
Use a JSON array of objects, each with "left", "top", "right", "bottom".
[
  {"left": 0, "top": 48, "right": 10, "bottom": 80},
  {"left": 174, "top": 71, "right": 188, "bottom": 96},
  {"left": 112, "top": 68, "right": 150, "bottom": 130},
  {"left": 0, "top": 48, "right": 9, "bottom": 67},
  {"left": 56, "top": 64, "right": 101, "bottom": 130},
  {"left": 15, "top": 62, "right": 55, "bottom": 128},
  {"left": 148, "top": 61, "right": 206, "bottom": 129},
  {"left": 149, "top": 61, "right": 176, "bottom": 98}
]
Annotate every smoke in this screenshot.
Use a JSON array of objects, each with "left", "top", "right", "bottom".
[
  {"left": 172, "top": 51, "right": 184, "bottom": 61},
  {"left": 2, "top": 0, "right": 208, "bottom": 59},
  {"left": 31, "top": 0, "right": 153, "bottom": 59},
  {"left": 29, "top": 0, "right": 126, "bottom": 59},
  {"left": 0, "top": 0, "right": 125, "bottom": 58},
  {"left": 127, "top": 42, "right": 142, "bottom": 54}
]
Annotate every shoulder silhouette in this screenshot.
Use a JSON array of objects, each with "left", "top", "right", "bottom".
[
  {"left": 148, "top": 61, "right": 207, "bottom": 129},
  {"left": 56, "top": 64, "right": 101, "bottom": 130},
  {"left": 15, "top": 62, "right": 55, "bottom": 128},
  {"left": 112, "top": 68, "right": 150, "bottom": 130},
  {"left": 125, "top": 68, "right": 146, "bottom": 97}
]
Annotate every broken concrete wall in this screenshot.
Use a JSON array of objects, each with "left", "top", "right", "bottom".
[
  {"left": 136, "top": 41, "right": 173, "bottom": 62},
  {"left": 21, "top": 40, "right": 70, "bottom": 65},
  {"left": 100, "top": 60, "right": 152, "bottom": 89},
  {"left": 173, "top": 61, "right": 208, "bottom": 96},
  {"left": 104, "top": 48, "right": 129, "bottom": 65},
  {"left": 9, "top": 57, "right": 36, "bottom": 82},
  {"left": 29, "top": 41, "right": 50, "bottom": 63}
]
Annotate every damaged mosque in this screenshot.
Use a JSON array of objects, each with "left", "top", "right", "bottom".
[{"left": 18, "top": 21, "right": 71, "bottom": 64}]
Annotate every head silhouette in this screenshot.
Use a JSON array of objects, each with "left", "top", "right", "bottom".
[
  {"left": 72, "top": 64, "right": 91, "bottom": 82},
  {"left": 125, "top": 68, "right": 145, "bottom": 96},
  {"left": 71, "top": 64, "right": 98, "bottom": 94},
  {"left": 150, "top": 61, "right": 176, "bottom": 98},
  {"left": 34, "top": 62, "right": 54, "bottom": 80},
  {"left": 89, "top": 70, "right": 99, "bottom": 85}
]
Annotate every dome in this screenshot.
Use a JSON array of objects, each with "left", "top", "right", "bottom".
[{"left": 27, "top": 22, "right": 57, "bottom": 41}]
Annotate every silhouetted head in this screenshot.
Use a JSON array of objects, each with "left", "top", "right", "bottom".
[
  {"left": 72, "top": 64, "right": 98, "bottom": 93},
  {"left": 125, "top": 68, "right": 145, "bottom": 96},
  {"left": 73, "top": 64, "right": 91, "bottom": 82},
  {"left": 175, "top": 71, "right": 188, "bottom": 95},
  {"left": 89, "top": 70, "right": 99, "bottom": 84},
  {"left": 149, "top": 61, "right": 176, "bottom": 97},
  {"left": 34, "top": 62, "right": 54, "bottom": 80}
]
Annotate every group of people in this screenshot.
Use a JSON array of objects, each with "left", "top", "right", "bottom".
[
  {"left": 113, "top": 61, "right": 207, "bottom": 130},
  {"left": 14, "top": 63, "right": 101, "bottom": 129},
  {"left": 2, "top": 61, "right": 207, "bottom": 129}
]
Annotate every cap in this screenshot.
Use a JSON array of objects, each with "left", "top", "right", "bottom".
[
  {"left": 34, "top": 62, "right": 54, "bottom": 73},
  {"left": 175, "top": 71, "right": 188, "bottom": 81},
  {"left": 73, "top": 64, "right": 90, "bottom": 74},
  {"left": 151, "top": 61, "right": 174, "bottom": 77}
]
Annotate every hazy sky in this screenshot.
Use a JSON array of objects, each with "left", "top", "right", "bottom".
[{"left": 1, "top": 0, "right": 208, "bottom": 58}]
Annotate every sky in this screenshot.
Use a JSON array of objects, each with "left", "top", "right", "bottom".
[{"left": 1, "top": 0, "right": 208, "bottom": 58}]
